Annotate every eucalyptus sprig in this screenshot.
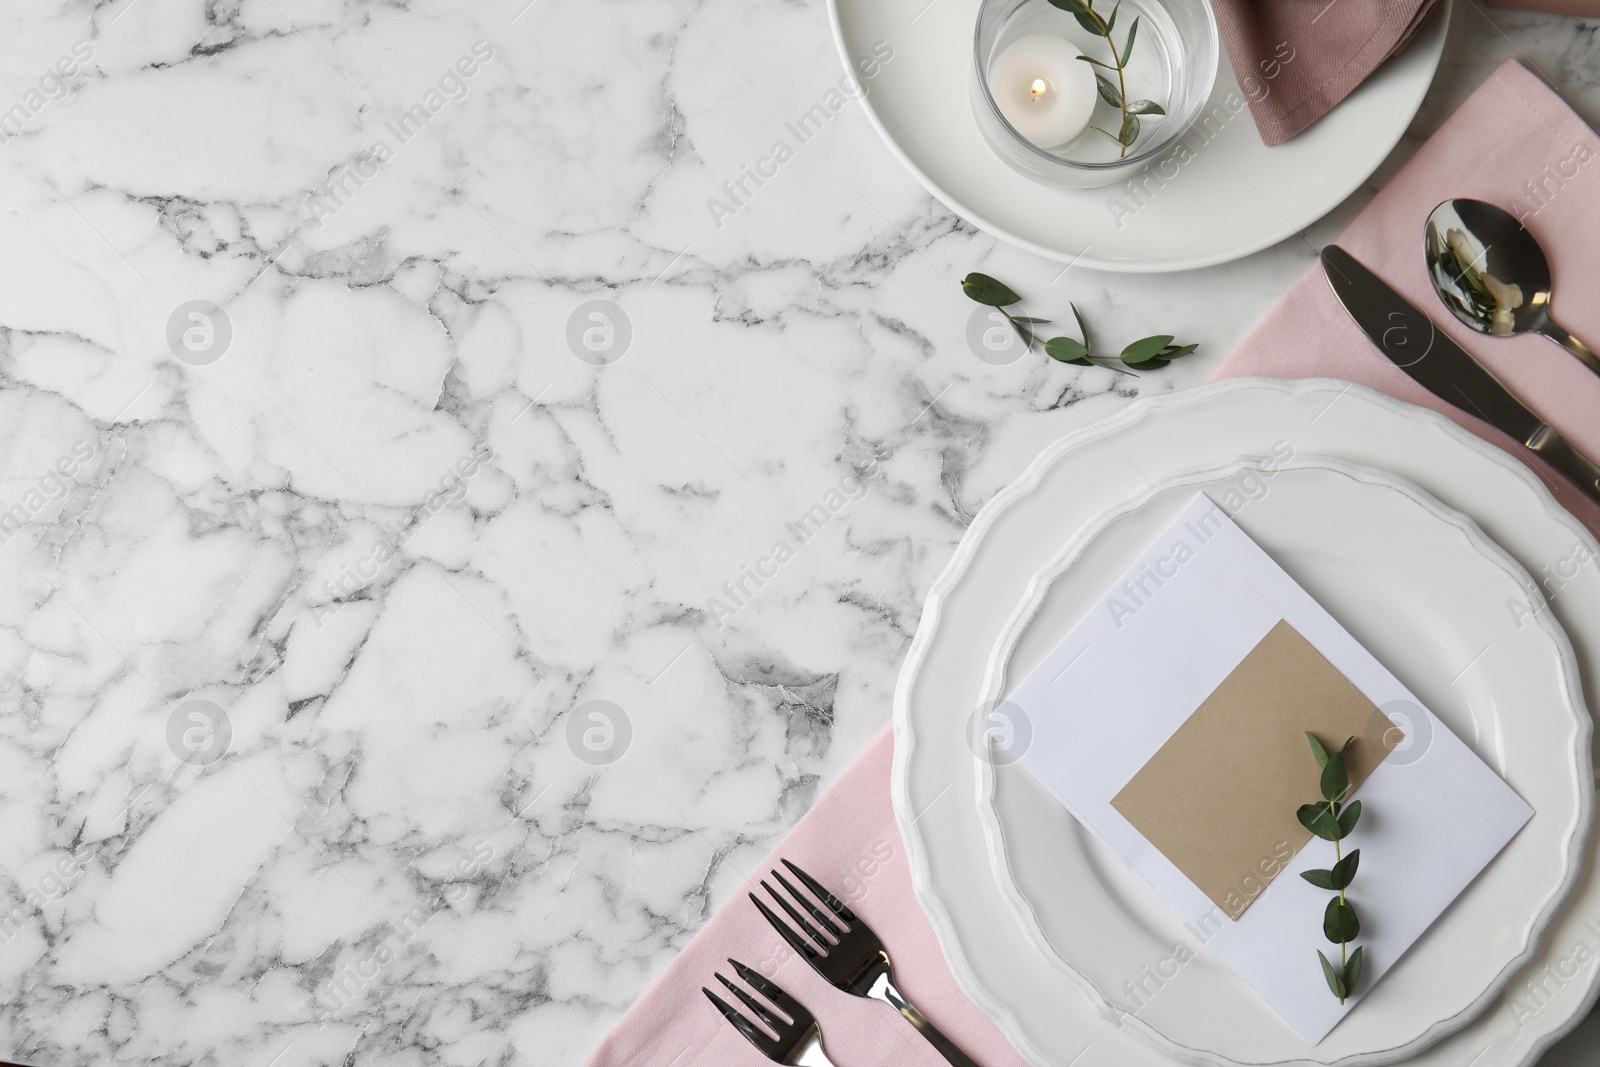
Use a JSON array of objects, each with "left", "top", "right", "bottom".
[
  {"left": 1048, "top": 0, "right": 1165, "bottom": 156},
  {"left": 1297, "top": 733, "right": 1365, "bottom": 1004},
  {"left": 961, "top": 272, "right": 1198, "bottom": 373}
]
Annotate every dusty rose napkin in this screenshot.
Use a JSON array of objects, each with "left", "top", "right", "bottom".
[
  {"left": 1212, "top": 58, "right": 1600, "bottom": 537},
  {"left": 582, "top": 727, "right": 1031, "bottom": 1067},
  {"left": 1212, "top": 0, "right": 1441, "bottom": 145}
]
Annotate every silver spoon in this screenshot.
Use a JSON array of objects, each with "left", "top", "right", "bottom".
[{"left": 1423, "top": 198, "right": 1600, "bottom": 377}]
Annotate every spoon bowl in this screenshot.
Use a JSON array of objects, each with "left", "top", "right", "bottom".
[{"left": 1424, "top": 198, "right": 1599, "bottom": 376}]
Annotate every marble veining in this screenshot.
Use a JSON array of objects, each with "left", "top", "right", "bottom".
[{"left": 0, "top": 1, "right": 1596, "bottom": 1065}]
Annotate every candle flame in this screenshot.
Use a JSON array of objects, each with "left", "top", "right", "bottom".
[{"left": 1030, "top": 78, "right": 1049, "bottom": 97}]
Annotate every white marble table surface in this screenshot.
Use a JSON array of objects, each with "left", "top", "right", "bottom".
[{"left": 0, "top": 2, "right": 1597, "bottom": 1065}]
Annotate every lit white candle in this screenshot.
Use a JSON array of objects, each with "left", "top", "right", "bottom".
[{"left": 989, "top": 35, "right": 1098, "bottom": 148}]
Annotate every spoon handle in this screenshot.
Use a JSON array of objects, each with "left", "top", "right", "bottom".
[{"left": 1540, "top": 318, "right": 1600, "bottom": 378}]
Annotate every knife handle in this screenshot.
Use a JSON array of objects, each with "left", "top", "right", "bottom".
[{"left": 1528, "top": 426, "right": 1600, "bottom": 505}]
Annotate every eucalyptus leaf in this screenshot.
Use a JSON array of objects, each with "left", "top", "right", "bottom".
[
  {"left": 1045, "top": 336, "right": 1092, "bottom": 364},
  {"left": 1297, "top": 803, "right": 1342, "bottom": 841},
  {"left": 1010, "top": 320, "right": 1035, "bottom": 347},
  {"left": 1318, "top": 951, "right": 1347, "bottom": 1000},
  {"left": 1127, "top": 99, "right": 1165, "bottom": 116},
  {"left": 1324, "top": 899, "right": 1360, "bottom": 943},
  {"left": 1090, "top": 355, "right": 1138, "bottom": 376},
  {"left": 1338, "top": 799, "right": 1363, "bottom": 836},
  {"left": 1120, "top": 114, "right": 1140, "bottom": 146},
  {"left": 1076, "top": 55, "right": 1116, "bottom": 70},
  {"left": 1345, "top": 946, "right": 1365, "bottom": 995},
  {"left": 1064, "top": 4, "right": 1106, "bottom": 33},
  {"left": 1071, "top": 303, "right": 1091, "bottom": 346},
  {"left": 1096, "top": 75, "right": 1124, "bottom": 109},
  {"left": 1121, "top": 17, "right": 1140, "bottom": 66},
  {"left": 1330, "top": 849, "right": 1361, "bottom": 890},
  {"left": 1013, "top": 316, "right": 1051, "bottom": 323},
  {"left": 1105, "top": 2, "right": 1120, "bottom": 34},
  {"left": 961, "top": 272, "right": 1020, "bottom": 307},
  {"left": 1306, "top": 732, "right": 1331, "bottom": 768},
  {"left": 1161, "top": 342, "right": 1199, "bottom": 359},
  {"left": 1320, "top": 751, "right": 1349, "bottom": 803},
  {"left": 1120, "top": 334, "right": 1174, "bottom": 364},
  {"left": 1300, "top": 868, "right": 1338, "bottom": 891}
]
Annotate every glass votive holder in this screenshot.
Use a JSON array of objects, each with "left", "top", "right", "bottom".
[{"left": 971, "top": 0, "right": 1219, "bottom": 189}]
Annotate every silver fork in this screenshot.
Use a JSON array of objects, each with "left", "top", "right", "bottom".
[
  {"left": 702, "top": 957, "right": 839, "bottom": 1067},
  {"left": 752, "top": 859, "right": 981, "bottom": 1067}
]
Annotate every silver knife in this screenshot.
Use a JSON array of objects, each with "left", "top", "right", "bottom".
[{"left": 1321, "top": 244, "right": 1600, "bottom": 506}]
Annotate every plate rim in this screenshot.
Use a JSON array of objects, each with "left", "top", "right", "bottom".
[
  {"left": 825, "top": 0, "right": 1452, "bottom": 272},
  {"left": 892, "top": 377, "right": 1600, "bottom": 1067},
  {"left": 972, "top": 454, "right": 1593, "bottom": 1067}
]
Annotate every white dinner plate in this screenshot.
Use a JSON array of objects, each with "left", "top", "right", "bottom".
[
  {"left": 826, "top": 0, "right": 1449, "bottom": 272},
  {"left": 893, "top": 379, "right": 1600, "bottom": 1067},
  {"left": 978, "top": 458, "right": 1591, "bottom": 1066}
]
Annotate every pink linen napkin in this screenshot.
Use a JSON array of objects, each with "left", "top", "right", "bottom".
[
  {"left": 583, "top": 727, "right": 1031, "bottom": 1067},
  {"left": 1213, "top": 58, "right": 1600, "bottom": 536},
  {"left": 1212, "top": 0, "right": 1441, "bottom": 145}
]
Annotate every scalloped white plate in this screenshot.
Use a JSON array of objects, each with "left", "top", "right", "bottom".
[
  {"left": 893, "top": 379, "right": 1600, "bottom": 1067},
  {"left": 977, "top": 458, "right": 1590, "bottom": 1066},
  {"left": 825, "top": 0, "right": 1448, "bottom": 272}
]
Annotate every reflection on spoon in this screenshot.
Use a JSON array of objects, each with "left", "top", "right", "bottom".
[
  {"left": 1439, "top": 226, "right": 1521, "bottom": 336},
  {"left": 1423, "top": 198, "right": 1600, "bottom": 378}
]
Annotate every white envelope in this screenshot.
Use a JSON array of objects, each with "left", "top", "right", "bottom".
[{"left": 1006, "top": 493, "right": 1533, "bottom": 1043}]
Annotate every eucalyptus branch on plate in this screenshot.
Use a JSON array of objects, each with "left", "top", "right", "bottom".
[
  {"left": 1048, "top": 0, "right": 1165, "bottom": 156},
  {"left": 961, "top": 272, "right": 1198, "bottom": 373},
  {"left": 1297, "top": 733, "right": 1365, "bottom": 1004}
]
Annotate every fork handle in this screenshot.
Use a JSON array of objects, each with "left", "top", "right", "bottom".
[
  {"left": 794, "top": 1032, "right": 840, "bottom": 1067},
  {"left": 870, "top": 975, "right": 983, "bottom": 1067}
]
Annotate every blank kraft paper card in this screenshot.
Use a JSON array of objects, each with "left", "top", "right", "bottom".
[{"left": 1112, "top": 620, "right": 1399, "bottom": 920}]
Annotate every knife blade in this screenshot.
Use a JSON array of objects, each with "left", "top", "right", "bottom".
[{"left": 1321, "top": 244, "right": 1600, "bottom": 506}]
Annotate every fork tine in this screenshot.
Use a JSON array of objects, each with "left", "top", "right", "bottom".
[
  {"left": 716, "top": 971, "right": 789, "bottom": 1030},
  {"left": 731, "top": 959, "right": 809, "bottom": 1026},
  {"left": 750, "top": 891, "right": 821, "bottom": 960},
  {"left": 762, "top": 878, "right": 835, "bottom": 950},
  {"left": 781, "top": 858, "right": 859, "bottom": 924},
  {"left": 770, "top": 868, "right": 844, "bottom": 939},
  {"left": 703, "top": 986, "right": 776, "bottom": 1056}
]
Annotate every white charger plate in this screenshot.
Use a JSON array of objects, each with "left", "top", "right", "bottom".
[
  {"left": 977, "top": 458, "right": 1591, "bottom": 1066},
  {"left": 893, "top": 379, "right": 1600, "bottom": 1067},
  {"left": 827, "top": 0, "right": 1449, "bottom": 272}
]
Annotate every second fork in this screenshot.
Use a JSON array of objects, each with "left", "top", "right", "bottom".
[
  {"left": 752, "top": 858, "right": 982, "bottom": 1067},
  {"left": 703, "top": 957, "right": 840, "bottom": 1067}
]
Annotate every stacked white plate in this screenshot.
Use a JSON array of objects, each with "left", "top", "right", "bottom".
[{"left": 894, "top": 379, "right": 1600, "bottom": 1067}]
